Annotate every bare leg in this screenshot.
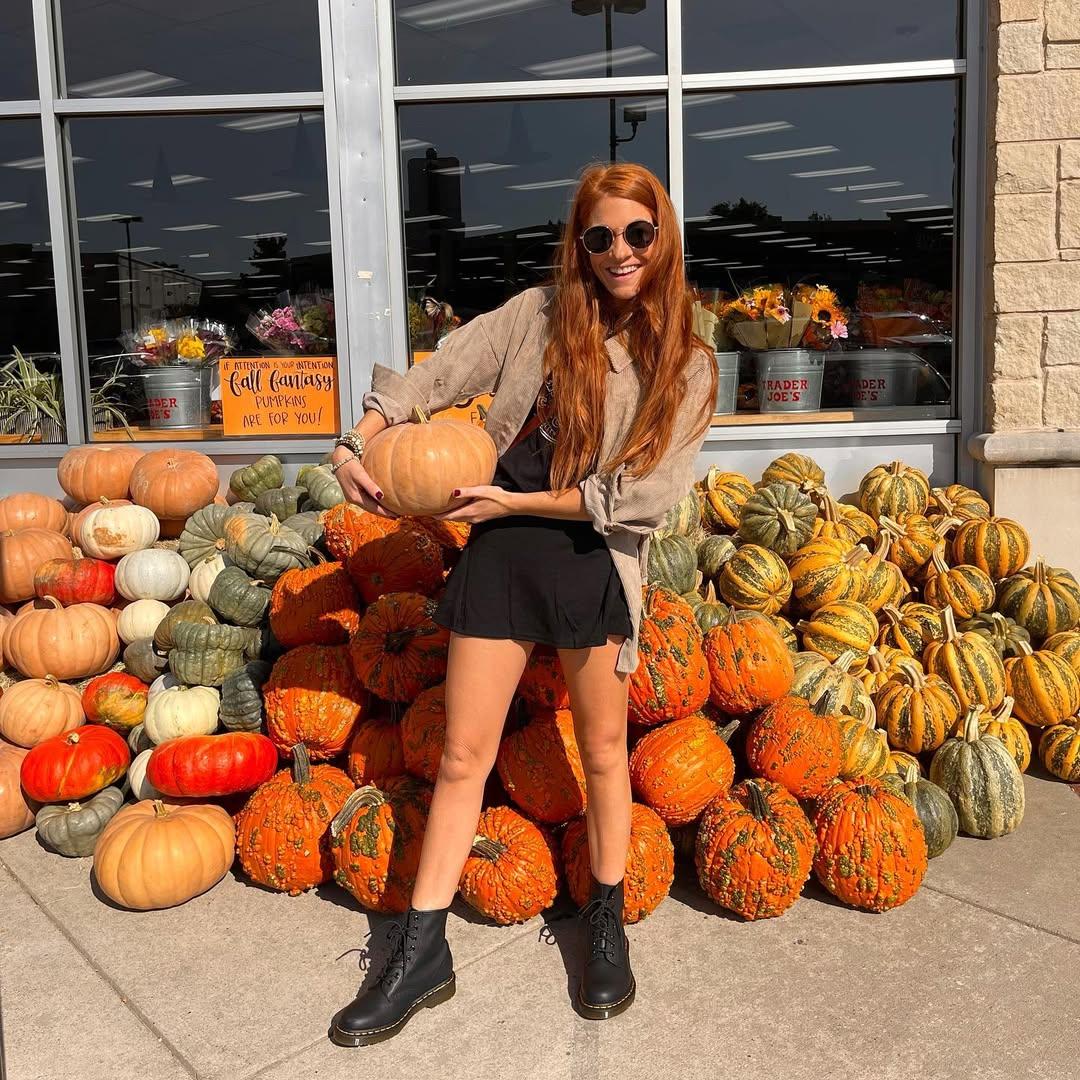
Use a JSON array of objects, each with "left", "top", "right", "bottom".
[
  {"left": 409, "top": 633, "right": 533, "bottom": 910},
  {"left": 558, "top": 636, "right": 631, "bottom": 887}
]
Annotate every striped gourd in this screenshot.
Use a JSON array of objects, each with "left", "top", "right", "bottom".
[
  {"left": 698, "top": 468, "right": 755, "bottom": 532},
  {"left": 958, "top": 611, "right": 1031, "bottom": 659},
  {"left": 646, "top": 533, "right": 698, "bottom": 594},
  {"left": 760, "top": 452, "right": 825, "bottom": 493},
  {"left": 873, "top": 657, "right": 960, "bottom": 754},
  {"left": 1039, "top": 717, "right": 1080, "bottom": 782},
  {"left": 1003, "top": 640, "right": 1080, "bottom": 728},
  {"left": 697, "top": 533, "right": 738, "bottom": 582},
  {"left": 929, "top": 484, "right": 990, "bottom": 525},
  {"left": 796, "top": 600, "right": 878, "bottom": 664},
  {"left": 948, "top": 695, "right": 1031, "bottom": 773},
  {"left": 949, "top": 517, "right": 1030, "bottom": 581},
  {"left": 767, "top": 614, "right": 799, "bottom": 653},
  {"left": 788, "top": 537, "right": 868, "bottom": 613},
  {"left": 878, "top": 602, "right": 943, "bottom": 656},
  {"left": 885, "top": 749, "right": 922, "bottom": 779},
  {"left": 655, "top": 489, "right": 703, "bottom": 539},
  {"left": 878, "top": 513, "right": 956, "bottom": 578},
  {"left": 737, "top": 482, "right": 818, "bottom": 557},
  {"left": 1044, "top": 630, "right": 1080, "bottom": 676},
  {"left": 996, "top": 558, "right": 1080, "bottom": 640},
  {"left": 858, "top": 461, "right": 930, "bottom": 520},
  {"left": 791, "top": 649, "right": 875, "bottom": 725},
  {"left": 922, "top": 543, "right": 996, "bottom": 620},
  {"left": 811, "top": 494, "right": 869, "bottom": 546},
  {"left": 718, "top": 544, "right": 792, "bottom": 615},
  {"left": 835, "top": 712, "right": 891, "bottom": 780},
  {"left": 882, "top": 764, "right": 958, "bottom": 858},
  {"left": 859, "top": 533, "right": 911, "bottom": 613},
  {"left": 834, "top": 501, "right": 879, "bottom": 544},
  {"left": 930, "top": 706, "right": 1025, "bottom": 838},
  {"left": 923, "top": 607, "right": 1006, "bottom": 711},
  {"left": 683, "top": 581, "right": 731, "bottom": 634}
]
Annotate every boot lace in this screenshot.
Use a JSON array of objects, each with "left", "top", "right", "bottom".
[
  {"left": 338, "top": 917, "right": 417, "bottom": 993},
  {"left": 578, "top": 897, "right": 623, "bottom": 965}
]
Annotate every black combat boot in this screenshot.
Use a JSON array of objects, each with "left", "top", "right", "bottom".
[
  {"left": 576, "top": 876, "right": 636, "bottom": 1019},
  {"left": 330, "top": 906, "right": 456, "bottom": 1047}
]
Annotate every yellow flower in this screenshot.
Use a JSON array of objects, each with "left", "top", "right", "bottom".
[
  {"left": 177, "top": 334, "right": 206, "bottom": 360},
  {"left": 148, "top": 326, "right": 167, "bottom": 344}
]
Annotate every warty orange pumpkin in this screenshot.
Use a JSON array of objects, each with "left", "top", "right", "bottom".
[
  {"left": 745, "top": 692, "right": 842, "bottom": 799},
  {"left": 346, "top": 522, "right": 444, "bottom": 603},
  {"left": 702, "top": 608, "right": 794, "bottom": 715},
  {"left": 496, "top": 707, "right": 586, "bottom": 824},
  {"left": 269, "top": 552, "right": 361, "bottom": 648},
  {"left": 345, "top": 711, "right": 406, "bottom": 787}
]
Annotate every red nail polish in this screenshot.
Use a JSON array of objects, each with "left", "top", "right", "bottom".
[
  {"left": 375, "top": 491, "right": 384, "bottom": 501},
  {"left": 452, "top": 489, "right": 461, "bottom": 497}
]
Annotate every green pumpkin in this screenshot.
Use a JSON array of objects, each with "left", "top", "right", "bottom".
[
  {"left": 697, "top": 534, "right": 738, "bottom": 582},
  {"left": 207, "top": 566, "right": 273, "bottom": 627},
  {"left": 882, "top": 765, "right": 958, "bottom": 859},
  {"left": 737, "top": 481, "right": 819, "bottom": 556},
  {"left": 122, "top": 638, "right": 168, "bottom": 682},
  {"left": 647, "top": 533, "right": 698, "bottom": 594},
  {"left": 169, "top": 621, "right": 258, "bottom": 687},
  {"left": 958, "top": 611, "right": 1031, "bottom": 659},
  {"left": 223, "top": 513, "right": 309, "bottom": 583},
  {"left": 683, "top": 581, "right": 731, "bottom": 633},
  {"left": 655, "top": 489, "right": 702, "bottom": 539},
  {"left": 248, "top": 621, "right": 288, "bottom": 664},
  {"left": 229, "top": 455, "right": 284, "bottom": 502},
  {"left": 298, "top": 463, "right": 345, "bottom": 511},
  {"left": 35, "top": 786, "right": 125, "bottom": 858},
  {"left": 790, "top": 649, "right": 875, "bottom": 725},
  {"left": 220, "top": 661, "right": 272, "bottom": 732},
  {"left": 178, "top": 503, "right": 253, "bottom": 568},
  {"left": 153, "top": 599, "right": 218, "bottom": 652},
  {"left": 929, "top": 707, "right": 1025, "bottom": 838},
  {"left": 127, "top": 723, "right": 154, "bottom": 756},
  {"left": 253, "top": 485, "right": 307, "bottom": 520},
  {"left": 282, "top": 511, "right": 324, "bottom": 548}
]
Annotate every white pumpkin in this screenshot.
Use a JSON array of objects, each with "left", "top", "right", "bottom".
[
  {"left": 116, "top": 598, "right": 170, "bottom": 645},
  {"left": 142, "top": 684, "right": 219, "bottom": 744},
  {"left": 115, "top": 549, "right": 190, "bottom": 602},
  {"left": 188, "top": 554, "right": 227, "bottom": 605},
  {"left": 78, "top": 504, "right": 159, "bottom": 560},
  {"left": 148, "top": 672, "right": 181, "bottom": 697},
  {"left": 127, "top": 748, "right": 163, "bottom": 800}
]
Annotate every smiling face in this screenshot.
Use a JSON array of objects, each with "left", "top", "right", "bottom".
[{"left": 584, "top": 195, "right": 658, "bottom": 310}]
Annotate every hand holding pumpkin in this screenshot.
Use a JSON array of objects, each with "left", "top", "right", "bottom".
[
  {"left": 328, "top": 447, "right": 395, "bottom": 519},
  {"left": 435, "top": 485, "right": 518, "bottom": 524}
]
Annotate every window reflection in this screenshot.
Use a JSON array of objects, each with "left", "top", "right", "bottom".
[
  {"left": 684, "top": 80, "right": 956, "bottom": 418},
  {"left": 398, "top": 96, "right": 667, "bottom": 351},
  {"left": 69, "top": 113, "right": 336, "bottom": 441},
  {"left": 682, "top": 0, "right": 961, "bottom": 73},
  {"left": 0, "top": 3, "right": 36, "bottom": 100},
  {"left": 59, "top": 0, "right": 322, "bottom": 97},
  {"left": 394, "top": 0, "right": 666, "bottom": 85}
]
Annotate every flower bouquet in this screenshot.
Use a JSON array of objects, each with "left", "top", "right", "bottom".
[
  {"left": 720, "top": 283, "right": 848, "bottom": 351},
  {"left": 247, "top": 292, "right": 335, "bottom": 355},
  {"left": 794, "top": 283, "right": 849, "bottom": 351}
]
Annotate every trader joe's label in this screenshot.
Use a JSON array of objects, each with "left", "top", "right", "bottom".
[{"left": 220, "top": 356, "right": 339, "bottom": 436}]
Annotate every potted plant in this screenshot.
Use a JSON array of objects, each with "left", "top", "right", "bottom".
[
  {"left": 90, "top": 356, "right": 135, "bottom": 439},
  {"left": 0, "top": 349, "right": 67, "bottom": 444}
]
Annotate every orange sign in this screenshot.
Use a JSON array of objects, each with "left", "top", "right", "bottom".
[{"left": 219, "top": 356, "right": 340, "bottom": 437}]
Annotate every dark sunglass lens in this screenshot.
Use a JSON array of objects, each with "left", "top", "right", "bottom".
[
  {"left": 625, "top": 221, "right": 656, "bottom": 249},
  {"left": 582, "top": 225, "right": 613, "bottom": 254}
]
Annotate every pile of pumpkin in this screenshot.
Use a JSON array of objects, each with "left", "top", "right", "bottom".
[{"left": 0, "top": 446, "right": 1078, "bottom": 926}]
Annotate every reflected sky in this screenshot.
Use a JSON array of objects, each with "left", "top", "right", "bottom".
[{"left": 0, "top": 2, "right": 36, "bottom": 100}]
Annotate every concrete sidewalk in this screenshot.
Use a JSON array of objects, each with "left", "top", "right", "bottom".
[{"left": 3, "top": 775, "right": 1080, "bottom": 1080}]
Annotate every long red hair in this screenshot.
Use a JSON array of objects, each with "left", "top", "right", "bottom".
[{"left": 545, "top": 162, "right": 716, "bottom": 490}]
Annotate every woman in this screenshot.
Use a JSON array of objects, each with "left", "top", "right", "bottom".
[{"left": 328, "top": 162, "right": 716, "bottom": 1046}]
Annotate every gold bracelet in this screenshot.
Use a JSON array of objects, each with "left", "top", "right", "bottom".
[
  {"left": 334, "top": 430, "right": 366, "bottom": 458},
  {"left": 328, "top": 453, "right": 356, "bottom": 474}
]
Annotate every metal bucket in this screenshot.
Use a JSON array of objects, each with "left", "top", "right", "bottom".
[
  {"left": 714, "top": 351, "right": 739, "bottom": 415},
  {"left": 755, "top": 349, "right": 824, "bottom": 413},
  {"left": 844, "top": 350, "right": 921, "bottom": 407},
  {"left": 141, "top": 366, "right": 212, "bottom": 430}
]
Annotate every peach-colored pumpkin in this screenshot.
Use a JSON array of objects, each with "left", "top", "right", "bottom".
[
  {"left": 0, "top": 739, "right": 38, "bottom": 839},
  {"left": 57, "top": 445, "right": 145, "bottom": 504},
  {"left": 129, "top": 450, "right": 219, "bottom": 521},
  {"left": 0, "top": 528, "right": 74, "bottom": 605},
  {"left": 4, "top": 597, "right": 119, "bottom": 680},
  {"left": 0, "top": 492, "right": 69, "bottom": 535},
  {"left": 0, "top": 605, "right": 13, "bottom": 669},
  {"left": 0, "top": 675, "right": 84, "bottom": 748}
]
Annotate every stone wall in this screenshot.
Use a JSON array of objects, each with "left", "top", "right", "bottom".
[{"left": 989, "top": 1, "right": 1080, "bottom": 431}]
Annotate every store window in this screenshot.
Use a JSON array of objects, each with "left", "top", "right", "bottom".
[
  {"left": 69, "top": 112, "right": 337, "bottom": 442},
  {"left": 681, "top": 0, "right": 961, "bottom": 74},
  {"left": 394, "top": 0, "right": 667, "bottom": 86},
  {"left": 0, "top": 4, "right": 37, "bottom": 100},
  {"left": 683, "top": 79, "right": 956, "bottom": 421},
  {"left": 58, "top": 0, "right": 323, "bottom": 98},
  {"left": 398, "top": 95, "right": 667, "bottom": 356},
  {"left": 0, "top": 122, "right": 64, "bottom": 446}
]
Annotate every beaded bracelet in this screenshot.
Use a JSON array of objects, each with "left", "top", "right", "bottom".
[{"left": 334, "top": 430, "right": 366, "bottom": 458}]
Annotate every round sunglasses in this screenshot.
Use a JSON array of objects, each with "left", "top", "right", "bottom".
[{"left": 579, "top": 219, "right": 658, "bottom": 256}]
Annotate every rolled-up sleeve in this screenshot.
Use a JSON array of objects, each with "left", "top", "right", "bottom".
[{"left": 580, "top": 359, "right": 714, "bottom": 537}]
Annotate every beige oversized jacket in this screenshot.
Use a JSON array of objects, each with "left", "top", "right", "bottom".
[{"left": 362, "top": 286, "right": 715, "bottom": 675}]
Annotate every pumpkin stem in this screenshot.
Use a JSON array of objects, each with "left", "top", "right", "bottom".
[
  {"left": 809, "top": 684, "right": 841, "bottom": 717},
  {"left": 1015, "top": 639, "right": 1034, "bottom": 657},
  {"left": 895, "top": 657, "right": 926, "bottom": 690},
  {"left": 993, "top": 696, "right": 1016, "bottom": 724},
  {"left": 384, "top": 628, "right": 419, "bottom": 654},
  {"left": 1033, "top": 557, "right": 1047, "bottom": 585},
  {"left": 291, "top": 743, "right": 312, "bottom": 785},
  {"left": 717, "top": 718, "right": 740, "bottom": 744},
  {"left": 902, "top": 763, "right": 919, "bottom": 786},
  {"left": 744, "top": 780, "right": 771, "bottom": 821},
  {"left": 470, "top": 835, "right": 507, "bottom": 861},
  {"left": 929, "top": 541, "right": 950, "bottom": 577},
  {"left": 940, "top": 606, "right": 959, "bottom": 642},
  {"left": 329, "top": 784, "right": 386, "bottom": 838},
  {"left": 854, "top": 783, "right": 875, "bottom": 796},
  {"left": 43, "top": 674, "right": 59, "bottom": 687},
  {"left": 832, "top": 650, "right": 858, "bottom": 674},
  {"left": 776, "top": 508, "right": 798, "bottom": 536},
  {"left": 411, "top": 406, "right": 430, "bottom": 425},
  {"left": 41, "top": 594, "right": 63, "bottom": 611},
  {"left": 151, "top": 800, "right": 172, "bottom": 818},
  {"left": 961, "top": 705, "right": 985, "bottom": 743},
  {"left": 932, "top": 515, "right": 961, "bottom": 538}
]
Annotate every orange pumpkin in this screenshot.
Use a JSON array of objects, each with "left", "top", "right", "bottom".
[
  {"left": 0, "top": 493, "right": 69, "bottom": 535},
  {"left": 0, "top": 676, "right": 84, "bottom": 748},
  {"left": 269, "top": 553, "right": 361, "bottom": 648},
  {"left": 0, "top": 739, "right": 38, "bottom": 839},
  {"left": 346, "top": 523, "right": 444, "bottom": 603},
  {"left": 235, "top": 744, "right": 355, "bottom": 895},
  {"left": 702, "top": 609, "right": 794, "bottom": 714},
  {"left": 58, "top": 445, "right": 145, "bottom": 504},
  {"left": 561, "top": 803, "right": 675, "bottom": 924},
  {"left": 0, "top": 604, "right": 13, "bottom": 669},
  {"left": 128, "top": 449, "right": 219, "bottom": 520},
  {"left": 410, "top": 517, "right": 471, "bottom": 551},
  {"left": 745, "top": 692, "right": 842, "bottom": 799},
  {"left": 321, "top": 503, "right": 397, "bottom": 562},
  {"left": 517, "top": 646, "right": 571, "bottom": 710},
  {"left": 458, "top": 805, "right": 559, "bottom": 924},
  {"left": 20, "top": 724, "right": 130, "bottom": 802},
  {"left": 345, "top": 712, "right": 406, "bottom": 786},
  {"left": 4, "top": 597, "right": 119, "bottom": 680},
  {"left": 400, "top": 683, "right": 448, "bottom": 784},
  {"left": 496, "top": 708, "right": 586, "bottom": 824},
  {"left": 265, "top": 644, "right": 368, "bottom": 760},
  {"left": 348, "top": 591, "right": 450, "bottom": 702},
  {"left": 0, "top": 528, "right": 73, "bottom": 605}
]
